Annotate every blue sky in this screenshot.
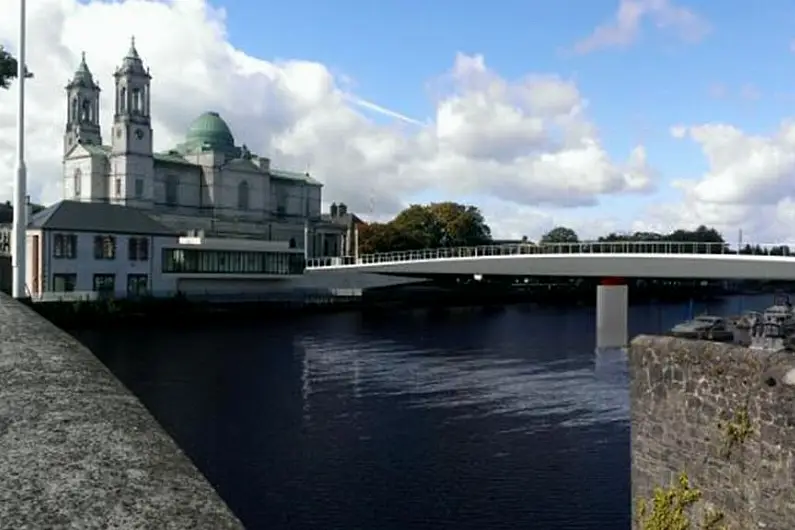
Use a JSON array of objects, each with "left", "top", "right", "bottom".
[
  {"left": 4, "top": 0, "right": 795, "bottom": 240},
  {"left": 214, "top": 0, "right": 795, "bottom": 233}
]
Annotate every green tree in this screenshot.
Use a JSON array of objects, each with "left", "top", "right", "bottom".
[
  {"left": 427, "top": 202, "right": 491, "bottom": 247},
  {"left": 0, "top": 46, "right": 19, "bottom": 89},
  {"left": 541, "top": 226, "right": 579, "bottom": 244},
  {"left": 358, "top": 202, "right": 492, "bottom": 253}
]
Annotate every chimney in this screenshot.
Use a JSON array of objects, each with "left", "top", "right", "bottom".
[
  {"left": 257, "top": 156, "right": 271, "bottom": 173},
  {"left": 330, "top": 202, "right": 338, "bottom": 217},
  {"left": 25, "top": 195, "right": 32, "bottom": 225},
  {"left": 338, "top": 203, "right": 348, "bottom": 216}
]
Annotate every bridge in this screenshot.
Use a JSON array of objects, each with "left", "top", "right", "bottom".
[{"left": 306, "top": 240, "right": 795, "bottom": 349}]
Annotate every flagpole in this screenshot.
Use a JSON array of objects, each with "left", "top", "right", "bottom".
[{"left": 12, "top": 0, "right": 28, "bottom": 298}]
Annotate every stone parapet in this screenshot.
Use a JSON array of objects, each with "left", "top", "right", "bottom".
[
  {"left": 0, "top": 294, "right": 244, "bottom": 529},
  {"left": 630, "top": 334, "right": 795, "bottom": 529}
]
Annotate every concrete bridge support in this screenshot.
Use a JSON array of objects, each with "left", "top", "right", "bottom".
[{"left": 596, "top": 277, "right": 629, "bottom": 350}]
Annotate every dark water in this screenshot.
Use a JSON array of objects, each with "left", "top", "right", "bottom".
[{"left": 74, "top": 295, "right": 769, "bottom": 530}]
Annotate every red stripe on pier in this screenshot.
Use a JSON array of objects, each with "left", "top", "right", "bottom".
[{"left": 601, "top": 277, "right": 626, "bottom": 286}]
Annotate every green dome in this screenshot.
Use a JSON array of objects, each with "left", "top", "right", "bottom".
[{"left": 185, "top": 111, "right": 235, "bottom": 153}]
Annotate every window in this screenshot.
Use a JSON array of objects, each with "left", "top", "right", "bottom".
[
  {"left": 93, "top": 274, "right": 115, "bottom": 294},
  {"left": 93, "top": 235, "right": 116, "bottom": 260},
  {"left": 115, "top": 178, "right": 122, "bottom": 197},
  {"left": 52, "top": 274, "right": 77, "bottom": 292},
  {"left": 131, "top": 88, "right": 141, "bottom": 113},
  {"left": 53, "top": 233, "right": 78, "bottom": 259},
  {"left": 127, "top": 237, "right": 149, "bottom": 261},
  {"left": 162, "top": 248, "right": 305, "bottom": 275},
  {"left": 73, "top": 169, "right": 81, "bottom": 197},
  {"left": 127, "top": 274, "right": 148, "bottom": 297},
  {"left": 165, "top": 175, "right": 178, "bottom": 206},
  {"left": 237, "top": 181, "right": 249, "bottom": 210},
  {"left": 134, "top": 179, "right": 144, "bottom": 199}
]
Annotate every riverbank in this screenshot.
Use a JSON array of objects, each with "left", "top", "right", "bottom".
[{"left": 26, "top": 277, "right": 772, "bottom": 330}]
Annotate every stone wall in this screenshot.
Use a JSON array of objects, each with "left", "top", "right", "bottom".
[
  {"left": 0, "top": 294, "right": 244, "bottom": 529},
  {"left": 630, "top": 335, "right": 795, "bottom": 529}
]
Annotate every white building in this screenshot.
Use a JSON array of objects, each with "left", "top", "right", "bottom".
[
  {"left": 61, "top": 39, "right": 348, "bottom": 254},
  {"left": 25, "top": 200, "right": 306, "bottom": 300}
]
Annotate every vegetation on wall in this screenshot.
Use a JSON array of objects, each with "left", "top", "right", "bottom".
[
  {"left": 719, "top": 407, "right": 754, "bottom": 460},
  {"left": 636, "top": 472, "right": 726, "bottom": 530}
]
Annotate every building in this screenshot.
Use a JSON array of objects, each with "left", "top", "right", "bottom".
[
  {"left": 25, "top": 200, "right": 305, "bottom": 300},
  {"left": 61, "top": 39, "right": 348, "bottom": 256}
]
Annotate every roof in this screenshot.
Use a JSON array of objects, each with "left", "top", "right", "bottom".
[
  {"left": 183, "top": 112, "right": 236, "bottom": 155},
  {"left": 28, "top": 200, "right": 176, "bottom": 236},
  {"left": 270, "top": 168, "right": 322, "bottom": 186},
  {"left": 64, "top": 140, "right": 323, "bottom": 186},
  {"left": 67, "top": 52, "right": 98, "bottom": 89}
]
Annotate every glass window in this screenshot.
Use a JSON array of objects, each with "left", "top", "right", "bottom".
[
  {"left": 127, "top": 274, "right": 148, "bottom": 297},
  {"left": 65, "top": 234, "right": 77, "bottom": 259},
  {"left": 134, "top": 179, "right": 144, "bottom": 199},
  {"left": 93, "top": 274, "right": 115, "bottom": 293},
  {"left": 54, "top": 234, "right": 64, "bottom": 258},
  {"left": 52, "top": 274, "right": 77, "bottom": 292},
  {"left": 94, "top": 235, "right": 116, "bottom": 260},
  {"left": 128, "top": 237, "right": 138, "bottom": 260},
  {"left": 161, "top": 249, "right": 306, "bottom": 275},
  {"left": 165, "top": 175, "right": 179, "bottom": 206}
]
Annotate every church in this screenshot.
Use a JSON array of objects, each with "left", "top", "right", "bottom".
[{"left": 60, "top": 38, "right": 357, "bottom": 257}]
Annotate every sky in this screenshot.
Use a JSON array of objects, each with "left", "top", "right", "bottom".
[{"left": 2, "top": 0, "right": 795, "bottom": 243}]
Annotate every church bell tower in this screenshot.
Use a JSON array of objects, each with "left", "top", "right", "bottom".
[
  {"left": 64, "top": 52, "right": 102, "bottom": 156},
  {"left": 110, "top": 37, "right": 155, "bottom": 208}
]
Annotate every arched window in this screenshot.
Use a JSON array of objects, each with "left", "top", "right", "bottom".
[
  {"left": 71, "top": 98, "right": 78, "bottom": 121},
  {"left": 81, "top": 99, "right": 91, "bottom": 122},
  {"left": 119, "top": 87, "right": 126, "bottom": 113},
  {"left": 165, "top": 174, "right": 179, "bottom": 206},
  {"left": 132, "top": 88, "right": 140, "bottom": 113},
  {"left": 73, "top": 169, "right": 82, "bottom": 197},
  {"left": 288, "top": 238, "right": 296, "bottom": 249},
  {"left": 237, "top": 181, "right": 249, "bottom": 210}
]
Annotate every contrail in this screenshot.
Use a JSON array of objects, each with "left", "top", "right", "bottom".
[{"left": 344, "top": 93, "right": 426, "bottom": 127}]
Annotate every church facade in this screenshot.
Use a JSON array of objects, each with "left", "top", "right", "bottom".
[{"left": 60, "top": 39, "right": 351, "bottom": 255}]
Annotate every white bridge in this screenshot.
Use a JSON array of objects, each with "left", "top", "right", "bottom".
[{"left": 306, "top": 241, "right": 795, "bottom": 350}]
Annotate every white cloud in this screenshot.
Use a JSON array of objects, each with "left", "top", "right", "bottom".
[
  {"left": 0, "top": 0, "right": 655, "bottom": 236},
  {"left": 638, "top": 122, "right": 795, "bottom": 244},
  {"left": 573, "top": 0, "right": 710, "bottom": 54}
]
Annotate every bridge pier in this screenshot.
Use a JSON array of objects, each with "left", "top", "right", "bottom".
[{"left": 596, "top": 277, "right": 628, "bottom": 350}]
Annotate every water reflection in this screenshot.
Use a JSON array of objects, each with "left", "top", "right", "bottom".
[{"left": 75, "top": 295, "right": 776, "bottom": 530}]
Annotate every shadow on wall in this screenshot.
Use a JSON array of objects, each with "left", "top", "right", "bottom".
[{"left": 0, "top": 256, "right": 9, "bottom": 294}]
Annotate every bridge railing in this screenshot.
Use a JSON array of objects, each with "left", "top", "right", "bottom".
[{"left": 306, "top": 241, "right": 792, "bottom": 268}]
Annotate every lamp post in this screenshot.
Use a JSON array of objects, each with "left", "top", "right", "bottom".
[{"left": 12, "top": 0, "right": 27, "bottom": 298}]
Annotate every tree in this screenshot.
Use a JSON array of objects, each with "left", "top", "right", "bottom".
[
  {"left": 0, "top": 46, "right": 32, "bottom": 90},
  {"left": 0, "top": 46, "right": 19, "bottom": 89},
  {"left": 358, "top": 202, "right": 493, "bottom": 254},
  {"left": 426, "top": 202, "right": 491, "bottom": 247},
  {"left": 541, "top": 226, "right": 579, "bottom": 244}
]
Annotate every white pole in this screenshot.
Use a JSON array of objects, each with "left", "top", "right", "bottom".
[
  {"left": 354, "top": 224, "right": 359, "bottom": 262},
  {"left": 12, "top": 0, "right": 28, "bottom": 299},
  {"left": 303, "top": 220, "right": 309, "bottom": 260}
]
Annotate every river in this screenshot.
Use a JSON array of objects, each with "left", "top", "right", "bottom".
[{"left": 73, "top": 294, "right": 768, "bottom": 530}]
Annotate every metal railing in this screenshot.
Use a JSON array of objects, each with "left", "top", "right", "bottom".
[{"left": 306, "top": 240, "right": 795, "bottom": 269}]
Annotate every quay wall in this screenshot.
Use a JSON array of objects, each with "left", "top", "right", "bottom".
[
  {"left": 0, "top": 293, "right": 244, "bottom": 529},
  {"left": 630, "top": 335, "right": 795, "bottom": 529}
]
